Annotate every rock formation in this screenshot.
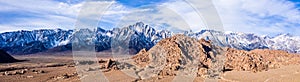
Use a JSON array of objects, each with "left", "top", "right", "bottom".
[
  {"left": 128, "top": 34, "right": 300, "bottom": 79},
  {"left": 224, "top": 48, "right": 300, "bottom": 72},
  {"left": 100, "top": 34, "right": 300, "bottom": 80},
  {"left": 131, "top": 34, "right": 226, "bottom": 79}
]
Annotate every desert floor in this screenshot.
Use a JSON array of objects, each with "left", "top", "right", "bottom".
[{"left": 0, "top": 53, "right": 300, "bottom": 82}]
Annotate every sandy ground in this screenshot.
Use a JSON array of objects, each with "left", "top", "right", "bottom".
[
  {"left": 222, "top": 65, "right": 300, "bottom": 82},
  {"left": 0, "top": 54, "right": 299, "bottom": 82}
]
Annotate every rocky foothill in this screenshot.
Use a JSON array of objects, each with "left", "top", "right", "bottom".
[
  {"left": 103, "top": 34, "right": 300, "bottom": 79},
  {"left": 225, "top": 48, "right": 300, "bottom": 72}
]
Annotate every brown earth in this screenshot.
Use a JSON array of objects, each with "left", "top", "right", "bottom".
[{"left": 1, "top": 55, "right": 300, "bottom": 82}]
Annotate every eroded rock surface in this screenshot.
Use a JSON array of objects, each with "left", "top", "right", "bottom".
[
  {"left": 225, "top": 48, "right": 300, "bottom": 72},
  {"left": 104, "top": 35, "right": 300, "bottom": 80},
  {"left": 130, "top": 35, "right": 225, "bottom": 79}
]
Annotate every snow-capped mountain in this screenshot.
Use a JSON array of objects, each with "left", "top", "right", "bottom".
[
  {"left": 0, "top": 29, "right": 73, "bottom": 54},
  {"left": 269, "top": 34, "right": 300, "bottom": 53},
  {"left": 0, "top": 22, "right": 172, "bottom": 55},
  {"left": 187, "top": 30, "right": 300, "bottom": 53},
  {"left": 0, "top": 22, "right": 299, "bottom": 55}
]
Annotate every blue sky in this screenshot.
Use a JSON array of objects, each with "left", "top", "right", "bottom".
[
  {"left": 116, "top": 0, "right": 166, "bottom": 7},
  {"left": 0, "top": 0, "right": 300, "bottom": 36}
]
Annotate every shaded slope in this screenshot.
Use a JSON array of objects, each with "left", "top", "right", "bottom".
[{"left": 0, "top": 50, "right": 19, "bottom": 63}]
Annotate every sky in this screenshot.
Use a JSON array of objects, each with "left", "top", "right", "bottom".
[{"left": 0, "top": 0, "right": 300, "bottom": 36}]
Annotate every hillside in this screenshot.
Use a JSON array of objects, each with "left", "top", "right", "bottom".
[{"left": 114, "top": 34, "right": 300, "bottom": 80}]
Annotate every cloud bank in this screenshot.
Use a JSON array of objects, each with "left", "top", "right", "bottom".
[{"left": 0, "top": 0, "right": 299, "bottom": 36}]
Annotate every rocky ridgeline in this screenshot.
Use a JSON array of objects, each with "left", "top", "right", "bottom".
[
  {"left": 225, "top": 48, "right": 300, "bottom": 72},
  {"left": 125, "top": 35, "right": 300, "bottom": 79},
  {"left": 2, "top": 22, "right": 300, "bottom": 55},
  {"left": 74, "top": 34, "right": 300, "bottom": 80}
]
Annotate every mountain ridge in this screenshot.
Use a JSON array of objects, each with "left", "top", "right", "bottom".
[{"left": 0, "top": 22, "right": 299, "bottom": 55}]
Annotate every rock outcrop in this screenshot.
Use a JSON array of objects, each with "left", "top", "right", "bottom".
[
  {"left": 127, "top": 34, "right": 300, "bottom": 79},
  {"left": 131, "top": 34, "right": 225, "bottom": 79},
  {"left": 225, "top": 48, "right": 300, "bottom": 72}
]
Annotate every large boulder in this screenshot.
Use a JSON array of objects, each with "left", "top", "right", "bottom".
[{"left": 131, "top": 34, "right": 225, "bottom": 79}]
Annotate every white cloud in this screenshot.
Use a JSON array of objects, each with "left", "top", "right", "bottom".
[
  {"left": 99, "top": 0, "right": 224, "bottom": 32},
  {"left": 100, "top": 0, "right": 204, "bottom": 32},
  {"left": 0, "top": 0, "right": 82, "bottom": 17},
  {"left": 0, "top": 0, "right": 299, "bottom": 36},
  {"left": 0, "top": 0, "right": 82, "bottom": 32},
  {"left": 212, "top": 0, "right": 300, "bottom": 36}
]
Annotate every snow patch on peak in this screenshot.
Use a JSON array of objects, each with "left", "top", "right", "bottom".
[{"left": 0, "top": 22, "right": 300, "bottom": 54}]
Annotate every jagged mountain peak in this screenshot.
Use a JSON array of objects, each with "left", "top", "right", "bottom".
[
  {"left": 134, "top": 22, "right": 145, "bottom": 27},
  {"left": 0, "top": 22, "right": 299, "bottom": 54},
  {"left": 96, "top": 27, "right": 107, "bottom": 32},
  {"left": 274, "top": 33, "right": 294, "bottom": 38}
]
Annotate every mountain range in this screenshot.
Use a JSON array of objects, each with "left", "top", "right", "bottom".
[{"left": 0, "top": 22, "right": 299, "bottom": 55}]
